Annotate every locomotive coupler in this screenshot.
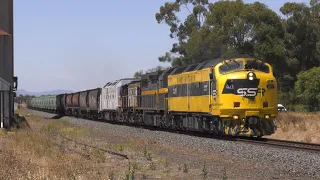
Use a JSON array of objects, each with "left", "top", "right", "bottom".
[{"left": 248, "top": 117, "right": 258, "bottom": 125}]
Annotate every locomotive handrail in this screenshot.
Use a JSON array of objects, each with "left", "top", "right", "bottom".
[
  {"left": 187, "top": 74, "right": 190, "bottom": 112},
  {"left": 164, "top": 97, "right": 168, "bottom": 112},
  {"left": 209, "top": 78, "right": 212, "bottom": 111}
]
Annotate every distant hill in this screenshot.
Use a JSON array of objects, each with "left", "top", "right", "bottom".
[{"left": 16, "top": 89, "right": 73, "bottom": 96}]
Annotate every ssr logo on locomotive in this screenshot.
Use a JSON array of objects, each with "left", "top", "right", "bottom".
[
  {"left": 222, "top": 79, "right": 265, "bottom": 99},
  {"left": 237, "top": 88, "right": 265, "bottom": 97}
]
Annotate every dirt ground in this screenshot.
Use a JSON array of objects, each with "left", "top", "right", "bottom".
[
  {"left": 270, "top": 112, "right": 320, "bottom": 143},
  {"left": 0, "top": 109, "right": 316, "bottom": 180}
]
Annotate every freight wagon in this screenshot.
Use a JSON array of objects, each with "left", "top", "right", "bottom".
[{"left": 27, "top": 95, "right": 58, "bottom": 113}]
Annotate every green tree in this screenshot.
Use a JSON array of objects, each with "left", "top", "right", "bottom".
[
  {"left": 133, "top": 66, "right": 169, "bottom": 78},
  {"left": 152, "top": 0, "right": 320, "bottom": 112},
  {"left": 206, "top": 1, "right": 285, "bottom": 68},
  {"left": 134, "top": 70, "right": 144, "bottom": 79},
  {"left": 295, "top": 67, "right": 320, "bottom": 111},
  {"left": 156, "top": 0, "right": 286, "bottom": 70},
  {"left": 155, "top": 0, "right": 210, "bottom": 66},
  {"left": 14, "top": 94, "right": 35, "bottom": 104},
  {"left": 276, "top": 0, "right": 320, "bottom": 96},
  {"left": 280, "top": 1, "right": 320, "bottom": 73}
]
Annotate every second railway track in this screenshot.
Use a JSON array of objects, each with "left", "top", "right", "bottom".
[{"left": 236, "top": 137, "right": 320, "bottom": 153}]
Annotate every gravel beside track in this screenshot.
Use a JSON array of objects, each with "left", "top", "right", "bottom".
[{"left": 28, "top": 110, "right": 320, "bottom": 179}]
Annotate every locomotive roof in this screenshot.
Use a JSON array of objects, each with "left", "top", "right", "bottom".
[
  {"left": 74, "top": 87, "right": 101, "bottom": 94},
  {"left": 103, "top": 78, "right": 137, "bottom": 87},
  {"left": 141, "top": 70, "right": 163, "bottom": 80},
  {"left": 139, "top": 56, "right": 256, "bottom": 82},
  {"left": 168, "top": 56, "right": 255, "bottom": 75},
  {"left": 104, "top": 80, "right": 120, "bottom": 87},
  {"left": 169, "top": 58, "right": 226, "bottom": 75}
]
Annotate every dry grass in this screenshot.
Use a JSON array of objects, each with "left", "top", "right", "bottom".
[
  {"left": 0, "top": 115, "right": 130, "bottom": 180},
  {"left": 1, "top": 110, "right": 212, "bottom": 179},
  {"left": 271, "top": 112, "right": 320, "bottom": 143},
  {"left": 3, "top": 108, "right": 287, "bottom": 179},
  {"left": 0, "top": 130, "right": 105, "bottom": 179}
]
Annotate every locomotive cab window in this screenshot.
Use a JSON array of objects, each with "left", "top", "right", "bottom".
[
  {"left": 219, "top": 60, "right": 244, "bottom": 74},
  {"left": 245, "top": 60, "right": 270, "bottom": 73}
]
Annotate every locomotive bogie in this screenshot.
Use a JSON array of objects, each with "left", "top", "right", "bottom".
[{"left": 220, "top": 117, "right": 276, "bottom": 137}]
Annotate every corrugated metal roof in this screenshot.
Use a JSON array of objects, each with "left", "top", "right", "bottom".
[
  {"left": 0, "top": 29, "right": 10, "bottom": 36},
  {"left": 0, "top": 77, "right": 10, "bottom": 91}
]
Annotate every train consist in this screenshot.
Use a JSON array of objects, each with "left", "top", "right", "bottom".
[{"left": 27, "top": 57, "right": 278, "bottom": 137}]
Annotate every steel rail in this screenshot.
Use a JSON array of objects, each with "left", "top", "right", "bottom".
[{"left": 236, "top": 137, "right": 320, "bottom": 153}]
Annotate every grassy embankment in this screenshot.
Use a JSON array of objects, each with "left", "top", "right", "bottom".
[
  {"left": 0, "top": 114, "right": 114, "bottom": 179},
  {"left": 0, "top": 112, "right": 141, "bottom": 179},
  {"left": 0, "top": 109, "right": 215, "bottom": 180},
  {"left": 271, "top": 112, "right": 320, "bottom": 143}
]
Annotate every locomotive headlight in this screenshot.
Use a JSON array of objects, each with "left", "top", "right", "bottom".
[
  {"left": 265, "top": 115, "right": 270, "bottom": 119},
  {"left": 247, "top": 72, "right": 255, "bottom": 81},
  {"left": 233, "top": 115, "right": 239, "bottom": 120}
]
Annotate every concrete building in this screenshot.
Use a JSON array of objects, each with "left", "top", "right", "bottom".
[{"left": 0, "top": 0, "right": 17, "bottom": 128}]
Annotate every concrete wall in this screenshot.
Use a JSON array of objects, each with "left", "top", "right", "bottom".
[
  {"left": 0, "top": 0, "right": 14, "bottom": 84},
  {"left": 0, "top": 0, "right": 14, "bottom": 128},
  {"left": 0, "top": 0, "right": 13, "bottom": 34}
]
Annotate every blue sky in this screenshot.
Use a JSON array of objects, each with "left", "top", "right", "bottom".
[{"left": 14, "top": 0, "right": 310, "bottom": 92}]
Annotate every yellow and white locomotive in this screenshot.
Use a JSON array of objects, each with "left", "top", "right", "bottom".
[
  {"left": 166, "top": 57, "right": 277, "bottom": 137},
  {"left": 27, "top": 57, "right": 278, "bottom": 138}
]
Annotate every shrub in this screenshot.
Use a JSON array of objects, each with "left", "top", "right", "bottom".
[{"left": 295, "top": 67, "right": 320, "bottom": 111}]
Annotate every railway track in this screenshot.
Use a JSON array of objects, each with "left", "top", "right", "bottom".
[
  {"left": 31, "top": 109, "right": 320, "bottom": 154},
  {"left": 236, "top": 137, "right": 320, "bottom": 153}
]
